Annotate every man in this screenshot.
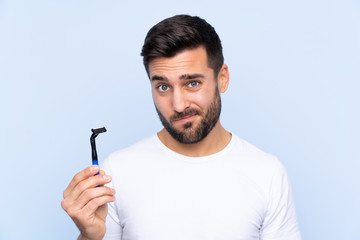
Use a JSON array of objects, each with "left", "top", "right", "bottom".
[{"left": 62, "top": 15, "right": 301, "bottom": 240}]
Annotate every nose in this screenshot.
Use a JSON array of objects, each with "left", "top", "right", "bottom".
[{"left": 172, "top": 88, "right": 189, "bottom": 113}]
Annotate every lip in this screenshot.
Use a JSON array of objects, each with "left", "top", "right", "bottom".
[{"left": 175, "top": 114, "right": 196, "bottom": 123}]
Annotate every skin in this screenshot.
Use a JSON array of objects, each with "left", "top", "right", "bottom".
[
  {"left": 150, "top": 46, "right": 231, "bottom": 157},
  {"left": 61, "top": 165, "right": 116, "bottom": 240},
  {"left": 62, "top": 46, "right": 231, "bottom": 240}
]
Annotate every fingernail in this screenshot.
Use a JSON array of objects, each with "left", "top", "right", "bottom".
[
  {"left": 103, "top": 175, "right": 111, "bottom": 181},
  {"left": 91, "top": 165, "right": 99, "bottom": 172},
  {"left": 111, "top": 188, "right": 116, "bottom": 194}
]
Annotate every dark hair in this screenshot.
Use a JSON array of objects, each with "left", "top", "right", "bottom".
[{"left": 141, "top": 15, "right": 224, "bottom": 77}]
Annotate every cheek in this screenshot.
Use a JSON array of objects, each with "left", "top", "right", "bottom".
[
  {"left": 190, "top": 90, "right": 212, "bottom": 109},
  {"left": 153, "top": 94, "right": 171, "bottom": 115}
]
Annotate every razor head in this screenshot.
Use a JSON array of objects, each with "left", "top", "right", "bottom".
[
  {"left": 90, "top": 126, "right": 107, "bottom": 141},
  {"left": 90, "top": 126, "right": 107, "bottom": 162},
  {"left": 91, "top": 127, "right": 107, "bottom": 134}
]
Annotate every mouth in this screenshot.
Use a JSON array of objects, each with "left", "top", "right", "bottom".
[
  {"left": 169, "top": 108, "right": 202, "bottom": 125},
  {"left": 175, "top": 114, "right": 197, "bottom": 123}
]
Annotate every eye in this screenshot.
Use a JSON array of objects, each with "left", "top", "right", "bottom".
[
  {"left": 188, "top": 81, "right": 199, "bottom": 88},
  {"left": 157, "top": 85, "right": 169, "bottom": 92}
]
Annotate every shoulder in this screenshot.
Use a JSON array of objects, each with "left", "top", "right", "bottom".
[
  {"left": 232, "top": 135, "right": 283, "bottom": 167},
  {"left": 229, "top": 135, "right": 288, "bottom": 183}
]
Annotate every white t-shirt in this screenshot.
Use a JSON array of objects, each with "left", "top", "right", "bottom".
[{"left": 102, "top": 134, "right": 301, "bottom": 240}]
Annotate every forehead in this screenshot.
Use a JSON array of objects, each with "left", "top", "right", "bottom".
[{"left": 148, "top": 46, "right": 211, "bottom": 78}]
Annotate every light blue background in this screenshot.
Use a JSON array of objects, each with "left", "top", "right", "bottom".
[{"left": 1, "top": 0, "right": 359, "bottom": 239}]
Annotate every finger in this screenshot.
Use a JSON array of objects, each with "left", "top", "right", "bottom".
[
  {"left": 63, "top": 165, "right": 99, "bottom": 198},
  {"left": 72, "top": 186, "right": 116, "bottom": 211},
  {"left": 67, "top": 174, "right": 113, "bottom": 201},
  {"left": 97, "top": 170, "right": 107, "bottom": 187},
  {"left": 84, "top": 195, "right": 116, "bottom": 215}
]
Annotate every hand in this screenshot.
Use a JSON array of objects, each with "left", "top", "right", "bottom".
[{"left": 61, "top": 165, "right": 116, "bottom": 240}]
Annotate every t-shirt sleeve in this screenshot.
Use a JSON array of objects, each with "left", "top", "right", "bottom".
[
  {"left": 101, "top": 158, "right": 123, "bottom": 240},
  {"left": 260, "top": 160, "right": 301, "bottom": 240}
]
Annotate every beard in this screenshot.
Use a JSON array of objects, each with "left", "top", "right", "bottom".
[{"left": 155, "top": 88, "right": 221, "bottom": 144}]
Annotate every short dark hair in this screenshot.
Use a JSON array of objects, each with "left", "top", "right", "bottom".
[{"left": 141, "top": 15, "right": 224, "bottom": 77}]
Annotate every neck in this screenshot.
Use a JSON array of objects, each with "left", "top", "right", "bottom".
[{"left": 157, "top": 121, "right": 232, "bottom": 157}]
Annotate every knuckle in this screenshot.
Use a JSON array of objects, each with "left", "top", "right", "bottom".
[
  {"left": 73, "top": 173, "right": 82, "bottom": 183},
  {"left": 61, "top": 199, "right": 68, "bottom": 210},
  {"left": 83, "top": 189, "right": 93, "bottom": 199},
  {"left": 77, "top": 181, "right": 87, "bottom": 191},
  {"left": 67, "top": 208, "right": 76, "bottom": 218}
]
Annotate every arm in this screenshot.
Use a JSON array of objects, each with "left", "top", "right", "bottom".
[{"left": 61, "top": 165, "right": 116, "bottom": 240}]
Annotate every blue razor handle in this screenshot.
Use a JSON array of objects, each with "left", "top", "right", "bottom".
[
  {"left": 92, "top": 160, "right": 99, "bottom": 175},
  {"left": 92, "top": 160, "right": 100, "bottom": 187}
]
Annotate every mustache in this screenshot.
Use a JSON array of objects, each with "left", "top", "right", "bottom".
[{"left": 170, "top": 108, "right": 202, "bottom": 122}]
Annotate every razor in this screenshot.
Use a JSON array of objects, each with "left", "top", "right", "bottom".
[{"left": 90, "top": 127, "right": 107, "bottom": 175}]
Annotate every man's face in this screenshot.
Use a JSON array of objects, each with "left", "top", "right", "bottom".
[{"left": 149, "top": 46, "right": 222, "bottom": 144}]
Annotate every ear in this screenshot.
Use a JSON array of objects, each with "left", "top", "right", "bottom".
[{"left": 217, "top": 64, "right": 230, "bottom": 93}]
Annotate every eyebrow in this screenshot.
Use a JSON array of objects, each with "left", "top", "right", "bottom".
[
  {"left": 151, "top": 75, "right": 167, "bottom": 81},
  {"left": 151, "top": 74, "right": 205, "bottom": 82},
  {"left": 180, "top": 74, "right": 205, "bottom": 80}
]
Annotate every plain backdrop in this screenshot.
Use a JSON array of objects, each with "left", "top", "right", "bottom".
[{"left": 1, "top": 0, "right": 359, "bottom": 239}]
